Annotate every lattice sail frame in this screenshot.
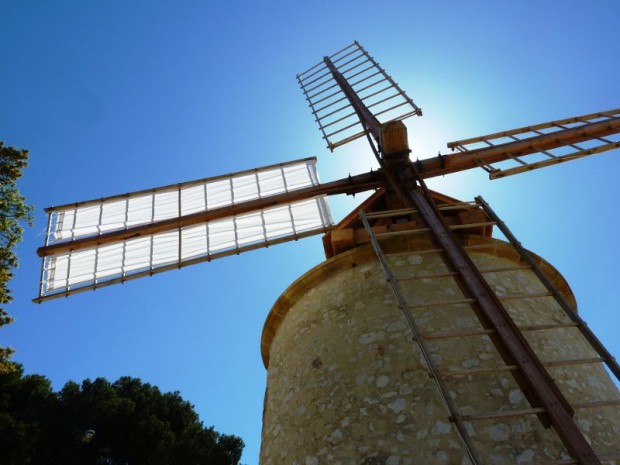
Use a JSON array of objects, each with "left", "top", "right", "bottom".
[
  {"left": 37, "top": 158, "right": 333, "bottom": 302},
  {"left": 448, "top": 109, "right": 620, "bottom": 179},
  {"left": 297, "top": 41, "right": 422, "bottom": 151}
]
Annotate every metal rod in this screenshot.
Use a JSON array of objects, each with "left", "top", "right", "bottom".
[
  {"left": 304, "top": 74, "right": 335, "bottom": 95},
  {"left": 341, "top": 62, "right": 374, "bottom": 81},
  {"left": 476, "top": 195, "right": 620, "bottom": 382},
  {"left": 332, "top": 52, "right": 365, "bottom": 73},
  {"left": 320, "top": 109, "right": 358, "bottom": 130},
  {"left": 307, "top": 87, "right": 342, "bottom": 108},
  {"left": 365, "top": 92, "right": 402, "bottom": 111},
  {"left": 324, "top": 118, "right": 363, "bottom": 139},
  {"left": 316, "top": 102, "right": 352, "bottom": 123},
  {"left": 355, "top": 40, "right": 422, "bottom": 115},
  {"left": 301, "top": 69, "right": 332, "bottom": 89},
  {"left": 315, "top": 94, "right": 348, "bottom": 114},
  {"left": 360, "top": 85, "right": 393, "bottom": 103},
  {"left": 328, "top": 42, "right": 359, "bottom": 64},
  {"left": 305, "top": 81, "right": 340, "bottom": 102},
  {"left": 359, "top": 209, "right": 483, "bottom": 465},
  {"left": 349, "top": 70, "right": 383, "bottom": 90},
  {"left": 406, "top": 177, "right": 600, "bottom": 463}
]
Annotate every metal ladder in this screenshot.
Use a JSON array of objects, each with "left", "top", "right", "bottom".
[{"left": 360, "top": 194, "right": 620, "bottom": 465}]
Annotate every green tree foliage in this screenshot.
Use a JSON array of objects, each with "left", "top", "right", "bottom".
[
  {"left": 0, "top": 142, "right": 33, "bottom": 373},
  {"left": 0, "top": 365, "right": 244, "bottom": 465}
]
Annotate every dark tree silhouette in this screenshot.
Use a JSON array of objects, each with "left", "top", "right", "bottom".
[
  {"left": 0, "top": 366, "right": 244, "bottom": 465},
  {"left": 0, "top": 142, "right": 33, "bottom": 373}
]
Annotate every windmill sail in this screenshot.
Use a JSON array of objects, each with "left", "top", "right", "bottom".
[
  {"left": 297, "top": 41, "right": 422, "bottom": 151},
  {"left": 418, "top": 109, "right": 620, "bottom": 179},
  {"left": 35, "top": 158, "right": 333, "bottom": 302}
]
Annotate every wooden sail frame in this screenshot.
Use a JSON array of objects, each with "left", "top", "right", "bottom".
[{"left": 34, "top": 159, "right": 384, "bottom": 302}]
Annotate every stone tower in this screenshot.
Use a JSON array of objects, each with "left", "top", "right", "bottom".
[{"left": 259, "top": 191, "right": 620, "bottom": 465}]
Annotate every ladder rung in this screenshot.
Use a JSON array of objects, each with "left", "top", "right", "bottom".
[
  {"left": 424, "top": 322, "right": 578, "bottom": 340},
  {"left": 384, "top": 244, "right": 493, "bottom": 257},
  {"left": 457, "top": 407, "right": 546, "bottom": 421},
  {"left": 374, "top": 228, "right": 430, "bottom": 238},
  {"left": 572, "top": 399, "right": 620, "bottom": 409},
  {"left": 374, "top": 221, "right": 493, "bottom": 239},
  {"left": 449, "top": 221, "right": 495, "bottom": 230},
  {"left": 519, "top": 322, "right": 579, "bottom": 331},
  {"left": 364, "top": 202, "right": 479, "bottom": 219},
  {"left": 364, "top": 208, "right": 417, "bottom": 219},
  {"left": 395, "top": 271, "right": 459, "bottom": 281},
  {"left": 545, "top": 357, "right": 604, "bottom": 368},
  {"left": 408, "top": 298, "right": 476, "bottom": 309},
  {"left": 425, "top": 328, "right": 495, "bottom": 340},
  {"left": 441, "top": 365, "right": 518, "bottom": 378},
  {"left": 384, "top": 248, "right": 443, "bottom": 257},
  {"left": 437, "top": 202, "right": 479, "bottom": 211},
  {"left": 534, "top": 459, "right": 579, "bottom": 465},
  {"left": 479, "top": 265, "right": 532, "bottom": 273},
  {"left": 499, "top": 291, "right": 553, "bottom": 301},
  {"left": 462, "top": 243, "right": 497, "bottom": 251}
]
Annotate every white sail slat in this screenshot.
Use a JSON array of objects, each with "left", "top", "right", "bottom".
[
  {"left": 46, "top": 158, "right": 322, "bottom": 245},
  {"left": 38, "top": 179, "right": 333, "bottom": 299}
]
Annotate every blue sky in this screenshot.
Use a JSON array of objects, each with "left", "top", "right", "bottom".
[{"left": 2, "top": 1, "right": 619, "bottom": 463}]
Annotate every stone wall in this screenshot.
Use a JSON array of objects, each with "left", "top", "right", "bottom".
[{"left": 260, "top": 236, "right": 620, "bottom": 464}]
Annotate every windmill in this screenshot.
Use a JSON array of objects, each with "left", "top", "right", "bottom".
[{"left": 34, "top": 42, "right": 620, "bottom": 464}]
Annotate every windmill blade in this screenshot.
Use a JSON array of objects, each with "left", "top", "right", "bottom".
[
  {"left": 35, "top": 158, "right": 383, "bottom": 303},
  {"left": 297, "top": 41, "right": 422, "bottom": 151},
  {"left": 417, "top": 109, "right": 620, "bottom": 179}
]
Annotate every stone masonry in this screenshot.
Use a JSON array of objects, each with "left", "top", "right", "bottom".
[{"left": 260, "top": 235, "right": 620, "bottom": 464}]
